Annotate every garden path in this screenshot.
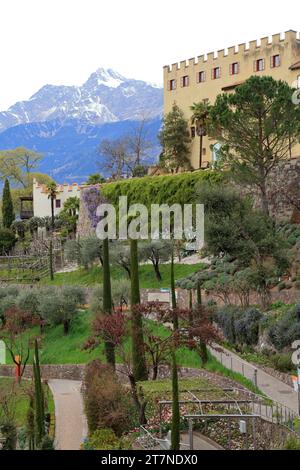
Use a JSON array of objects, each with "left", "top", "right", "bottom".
[
  {"left": 210, "top": 345, "right": 299, "bottom": 414},
  {"left": 48, "top": 379, "right": 88, "bottom": 450}
]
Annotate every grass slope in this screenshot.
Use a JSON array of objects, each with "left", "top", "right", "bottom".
[
  {"left": 40, "top": 263, "right": 204, "bottom": 288},
  {"left": 0, "top": 377, "right": 54, "bottom": 427}
]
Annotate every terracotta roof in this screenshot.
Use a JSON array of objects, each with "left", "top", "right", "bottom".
[
  {"left": 290, "top": 61, "right": 300, "bottom": 70},
  {"left": 222, "top": 81, "right": 245, "bottom": 92}
]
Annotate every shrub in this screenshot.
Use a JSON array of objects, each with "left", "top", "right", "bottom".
[
  {"left": 284, "top": 436, "right": 300, "bottom": 450},
  {"left": 216, "top": 306, "right": 243, "bottom": 344},
  {"left": 0, "top": 286, "right": 19, "bottom": 299},
  {"left": 84, "top": 360, "right": 137, "bottom": 436},
  {"left": 268, "top": 306, "right": 300, "bottom": 350},
  {"left": 40, "top": 435, "right": 55, "bottom": 450},
  {"left": 39, "top": 290, "right": 78, "bottom": 335},
  {"left": 294, "top": 281, "right": 300, "bottom": 290},
  {"left": 90, "top": 286, "right": 104, "bottom": 315},
  {"left": 271, "top": 353, "right": 294, "bottom": 372},
  {"left": 17, "top": 290, "right": 39, "bottom": 315},
  {"left": 0, "top": 228, "right": 16, "bottom": 254},
  {"left": 83, "top": 429, "right": 131, "bottom": 450},
  {"left": 0, "top": 296, "right": 16, "bottom": 325},
  {"left": 60, "top": 286, "right": 86, "bottom": 306},
  {"left": 235, "top": 308, "right": 263, "bottom": 346},
  {"left": 0, "top": 422, "right": 17, "bottom": 450}
]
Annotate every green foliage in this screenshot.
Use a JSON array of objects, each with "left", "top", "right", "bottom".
[
  {"left": 39, "top": 288, "right": 80, "bottom": 335},
  {"left": 101, "top": 169, "right": 223, "bottom": 210},
  {"left": 2, "top": 179, "right": 15, "bottom": 228},
  {"left": 40, "top": 435, "right": 55, "bottom": 450},
  {"left": 84, "top": 361, "right": 137, "bottom": 437},
  {"left": 234, "top": 308, "right": 263, "bottom": 346},
  {"left": 86, "top": 173, "right": 106, "bottom": 185},
  {"left": 83, "top": 429, "right": 131, "bottom": 451},
  {"left": 58, "top": 196, "right": 80, "bottom": 235},
  {"left": 0, "top": 228, "right": 16, "bottom": 254},
  {"left": 159, "top": 103, "right": 192, "bottom": 172},
  {"left": 284, "top": 436, "right": 300, "bottom": 450},
  {"left": 130, "top": 239, "right": 147, "bottom": 381},
  {"left": 268, "top": 305, "right": 300, "bottom": 350},
  {"left": 270, "top": 353, "right": 294, "bottom": 373},
  {"left": 0, "top": 422, "right": 17, "bottom": 450},
  {"left": 102, "top": 237, "right": 115, "bottom": 368},
  {"left": 132, "top": 165, "right": 148, "bottom": 178},
  {"left": 0, "top": 147, "right": 42, "bottom": 188}
]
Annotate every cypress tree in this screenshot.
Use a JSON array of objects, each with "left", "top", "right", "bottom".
[
  {"left": 130, "top": 238, "right": 147, "bottom": 381},
  {"left": 170, "top": 245, "right": 180, "bottom": 450},
  {"left": 102, "top": 237, "right": 116, "bottom": 369},
  {"left": 2, "top": 179, "right": 14, "bottom": 228},
  {"left": 33, "top": 339, "right": 45, "bottom": 446},
  {"left": 196, "top": 280, "right": 208, "bottom": 364}
]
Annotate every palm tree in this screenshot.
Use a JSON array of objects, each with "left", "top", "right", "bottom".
[
  {"left": 46, "top": 182, "right": 58, "bottom": 231},
  {"left": 190, "top": 101, "right": 211, "bottom": 169}
]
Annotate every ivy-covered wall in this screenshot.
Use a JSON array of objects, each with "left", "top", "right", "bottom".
[
  {"left": 77, "top": 171, "right": 224, "bottom": 237},
  {"left": 101, "top": 170, "right": 224, "bottom": 208}
]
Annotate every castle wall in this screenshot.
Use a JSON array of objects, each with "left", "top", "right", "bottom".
[{"left": 163, "top": 30, "right": 300, "bottom": 169}]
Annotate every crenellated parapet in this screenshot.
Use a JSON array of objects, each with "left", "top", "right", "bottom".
[{"left": 163, "top": 30, "right": 300, "bottom": 73}]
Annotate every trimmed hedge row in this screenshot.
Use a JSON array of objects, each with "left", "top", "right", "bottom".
[{"left": 101, "top": 170, "right": 224, "bottom": 208}]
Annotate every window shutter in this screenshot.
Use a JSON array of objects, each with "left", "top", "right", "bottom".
[
  {"left": 203, "top": 71, "right": 206, "bottom": 82},
  {"left": 229, "top": 64, "right": 232, "bottom": 75},
  {"left": 270, "top": 56, "right": 274, "bottom": 68},
  {"left": 186, "top": 76, "right": 189, "bottom": 87},
  {"left": 237, "top": 62, "right": 240, "bottom": 74},
  {"left": 253, "top": 60, "right": 257, "bottom": 72},
  {"left": 180, "top": 77, "right": 183, "bottom": 87},
  {"left": 219, "top": 67, "right": 221, "bottom": 78},
  {"left": 167, "top": 80, "right": 171, "bottom": 91},
  {"left": 196, "top": 72, "right": 200, "bottom": 84},
  {"left": 211, "top": 69, "right": 215, "bottom": 80},
  {"left": 174, "top": 79, "right": 177, "bottom": 90}
]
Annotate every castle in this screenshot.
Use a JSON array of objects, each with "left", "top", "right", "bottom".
[{"left": 163, "top": 30, "right": 300, "bottom": 169}]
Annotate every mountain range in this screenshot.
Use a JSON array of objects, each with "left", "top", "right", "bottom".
[{"left": 0, "top": 68, "right": 163, "bottom": 182}]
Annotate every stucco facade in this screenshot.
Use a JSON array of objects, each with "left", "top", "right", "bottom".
[
  {"left": 163, "top": 30, "right": 300, "bottom": 168},
  {"left": 33, "top": 179, "right": 81, "bottom": 218}
]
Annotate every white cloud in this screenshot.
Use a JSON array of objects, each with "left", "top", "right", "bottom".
[{"left": 0, "top": 0, "right": 298, "bottom": 109}]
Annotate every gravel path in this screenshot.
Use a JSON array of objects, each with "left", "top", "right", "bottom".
[{"left": 49, "top": 379, "right": 88, "bottom": 450}]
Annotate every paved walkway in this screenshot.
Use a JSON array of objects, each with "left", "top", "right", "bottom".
[
  {"left": 49, "top": 379, "right": 88, "bottom": 450},
  {"left": 181, "top": 432, "right": 223, "bottom": 450},
  {"left": 210, "top": 345, "right": 299, "bottom": 414}
]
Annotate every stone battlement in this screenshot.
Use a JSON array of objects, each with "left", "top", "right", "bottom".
[{"left": 164, "top": 30, "right": 300, "bottom": 73}]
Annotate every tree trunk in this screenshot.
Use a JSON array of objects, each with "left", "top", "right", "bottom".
[
  {"left": 51, "top": 197, "right": 55, "bottom": 231},
  {"left": 199, "top": 134, "right": 203, "bottom": 169},
  {"left": 260, "top": 180, "right": 270, "bottom": 217},
  {"left": 171, "top": 350, "right": 180, "bottom": 450},
  {"left": 63, "top": 320, "right": 70, "bottom": 335},
  {"left": 129, "top": 374, "right": 147, "bottom": 425},
  {"left": 103, "top": 237, "right": 116, "bottom": 369},
  {"left": 153, "top": 261, "right": 162, "bottom": 281},
  {"left": 130, "top": 239, "right": 148, "bottom": 381}
]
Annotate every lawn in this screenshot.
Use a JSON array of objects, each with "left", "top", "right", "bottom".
[
  {"left": 40, "top": 263, "right": 204, "bottom": 289},
  {"left": 0, "top": 377, "right": 54, "bottom": 427},
  {"left": 2, "top": 308, "right": 262, "bottom": 395}
]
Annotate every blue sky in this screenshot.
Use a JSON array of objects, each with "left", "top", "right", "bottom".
[{"left": 0, "top": 0, "right": 298, "bottom": 110}]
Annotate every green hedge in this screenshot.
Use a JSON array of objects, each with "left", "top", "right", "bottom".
[{"left": 101, "top": 170, "right": 224, "bottom": 208}]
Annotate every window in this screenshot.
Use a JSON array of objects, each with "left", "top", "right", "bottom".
[
  {"left": 212, "top": 67, "right": 221, "bottom": 80},
  {"left": 254, "top": 58, "right": 265, "bottom": 72},
  {"left": 181, "top": 75, "right": 189, "bottom": 87},
  {"left": 190, "top": 126, "right": 196, "bottom": 138},
  {"left": 55, "top": 199, "right": 61, "bottom": 209},
  {"left": 169, "top": 79, "right": 176, "bottom": 91},
  {"left": 197, "top": 71, "right": 206, "bottom": 83},
  {"left": 230, "top": 62, "right": 239, "bottom": 75},
  {"left": 271, "top": 54, "right": 280, "bottom": 68}
]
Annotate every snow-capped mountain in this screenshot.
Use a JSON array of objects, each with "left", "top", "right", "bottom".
[{"left": 0, "top": 68, "right": 163, "bottom": 132}]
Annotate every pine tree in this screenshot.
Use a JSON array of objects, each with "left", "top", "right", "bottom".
[
  {"left": 102, "top": 237, "right": 116, "bottom": 369},
  {"left": 130, "top": 238, "right": 147, "bottom": 381},
  {"left": 2, "top": 179, "right": 14, "bottom": 228}
]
